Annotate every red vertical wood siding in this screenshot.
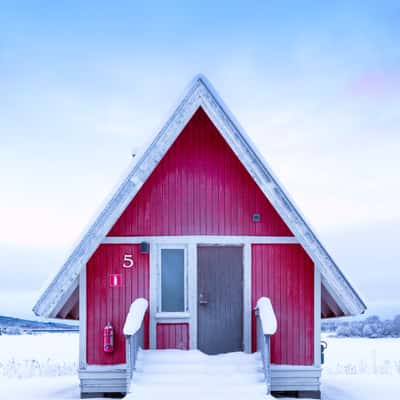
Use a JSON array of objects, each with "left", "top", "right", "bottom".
[
  {"left": 86, "top": 244, "right": 149, "bottom": 365},
  {"left": 108, "top": 108, "right": 292, "bottom": 237},
  {"left": 252, "top": 244, "right": 314, "bottom": 365},
  {"left": 156, "top": 323, "right": 189, "bottom": 350}
]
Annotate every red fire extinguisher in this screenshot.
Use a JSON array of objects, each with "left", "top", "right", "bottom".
[{"left": 103, "top": 322, "right": 114, "bottom": 353}]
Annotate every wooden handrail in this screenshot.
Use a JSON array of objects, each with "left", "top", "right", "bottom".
[
  {"left": 255, "top": 297, "right": 277, "bottom": 395},
  {"left": 124, "top": 298, "right": 148, "bottom": 385}
]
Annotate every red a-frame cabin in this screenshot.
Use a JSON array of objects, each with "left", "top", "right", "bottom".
[{"left": 34, "top": 75, "right": 365, "bottom": 398}]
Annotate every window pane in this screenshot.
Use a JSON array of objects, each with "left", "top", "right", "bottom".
[{"left": 161, "top": 249, "right": 185, "bottom": 312}]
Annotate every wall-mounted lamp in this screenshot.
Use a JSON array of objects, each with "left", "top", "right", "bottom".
[
  {"left": 253, "top": 213, "right": 261, "bottom": 222},
  {"left": 140, "top": 242, "right": 150, "bottom": 254}
]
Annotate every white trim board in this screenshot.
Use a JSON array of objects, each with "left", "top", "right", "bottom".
[
  {"left": 243, "top": 243, "right": 252, "bottom": 353},
  {"left": 80, "top": 364, "right": 127, "bottom": 372},
  {"left": 79, "top": 266, "right": 87, "bottom": 369},
  {"left": 188, "top": 243, "right": 197, "bottom": 349},
  {"left": 314, "top": 268, "right": 321, "bottom": 368},
  {"left": 33, "top": 74, "right": 366, "bottom": 319},
  {"left": 149, "top": 243, "right": 157, "bottom": 349},
  {"left": 103, "top": 236, "right": 299, "bottom": 244}
]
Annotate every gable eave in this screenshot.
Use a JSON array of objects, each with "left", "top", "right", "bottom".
[{"left": 33, "top": 74, "right": 366, "bottom": 319}]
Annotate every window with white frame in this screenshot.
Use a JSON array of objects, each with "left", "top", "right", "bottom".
[{"left": 160, "top": 248, "right": 187, "bottom": 312}]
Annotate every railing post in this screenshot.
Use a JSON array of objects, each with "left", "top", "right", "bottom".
[
  {"left": 265, "top": 334, "right": 272, "bottom": 394},
  {"left": 133, "top": 333, "right": 138, "bottom": 370},
  {"left": 126, "top": 335, "right": 132, "bottom": 380}
]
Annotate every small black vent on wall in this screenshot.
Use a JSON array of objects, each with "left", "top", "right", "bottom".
[
  {"left": 140, "top": 242, "right": 150, "bottom": 254},
  {"left": 253, "top": 213, "right": 261, "bottom": 222}
]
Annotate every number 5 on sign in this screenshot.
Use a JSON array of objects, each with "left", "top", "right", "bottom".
[{"left": 122, "top": 254, "right": 134, "bottom": 269}]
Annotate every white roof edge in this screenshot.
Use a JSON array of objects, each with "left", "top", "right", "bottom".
[{"left": 33, "top": 73, "right": 366, "bottom": 318}]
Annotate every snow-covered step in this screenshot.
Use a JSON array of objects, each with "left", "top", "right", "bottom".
[
  {"left": 129, "top": 386, "right": 267, "bottom": 400},
  {"left": 133, "top": 372, "right": 265, "bottom": 385},
  {"left": 129, "top": 384, "right": 268, "bottom": 400},
  {"left": 128, "top": 392, "right": 266, "bottom": 400},
  {"left": 134, "top": 363, "right": 261, "bottom": 374},
  {"left": 132, "top": 383, "right": 267, "bottom": 392},
  {"left": 126, "top": 349, "right": 270, "bottom": 400},
  {"left": 136, "top": 349, "right": 259, "bottom": 362}
]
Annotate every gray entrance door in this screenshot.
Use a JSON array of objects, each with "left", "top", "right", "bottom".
[{"left": 197, "top": 246, "right": 243, "bottom": 354}]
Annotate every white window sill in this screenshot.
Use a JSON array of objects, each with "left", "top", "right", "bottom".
[{"left": 155, "top": 312, "right": 190, "bottom": 319}]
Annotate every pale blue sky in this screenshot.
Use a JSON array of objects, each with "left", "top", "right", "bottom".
[{"left": 1, "top": 1, "right": 399, "bottom": 317}]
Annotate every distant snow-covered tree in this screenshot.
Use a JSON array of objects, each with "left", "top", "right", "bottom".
[
  {"left": 362, "top": 316, "right": 384, "bottom": 338},
  {"left": 5, "top": 327, "right": 22, "bottom": 335},
  {"left": 382, "top": 320, "right": 395, "bottom": 337},
  {"left": 362, "top": 323, "right": 374, "bottom": 338},
  {"left": 365, "top": 315, "right": 380, "bottom": 325},
  {"left": 374, "top": 320, "right": 384, "bottom": 338},
  {"left": 393, "top": 315, "right": 400, "bottom": 337},
  {"left": 336, "top": 325, "right": 352, "bottom": 337},
  {"left": 331, "top": 314, "right": 400, "bottom": 338},
  {"left": 350, "top": 321, "right": 363, "bottom": 337}
]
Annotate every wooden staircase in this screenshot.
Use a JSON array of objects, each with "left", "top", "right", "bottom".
[
  {"left": 123, "top": 297, "right": 277, "bottom": 399},
  {"left": 125, "top": 349, "right": 269, "bottom": 400}
]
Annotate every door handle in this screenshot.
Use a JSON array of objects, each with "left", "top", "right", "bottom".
[{"left": 199, "top": 293, "right": 208, "bottom": 305}]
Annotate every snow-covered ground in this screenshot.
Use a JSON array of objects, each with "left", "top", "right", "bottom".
[
  {"left": 0, "top": 332, "right": 400, "bottom": 399},
  {"left": 322, "top": 335, "right": 400, "bottom": 376},
  {"left": 321, "top": 335, "right": 400, "bottom": 399},
  {"left": 0, "top": 333, "right": 78, "bottom": 379}
]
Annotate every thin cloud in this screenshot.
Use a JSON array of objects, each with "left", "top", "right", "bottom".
[{"left": 348, "top": 69, "right": 400, "bottom": 100}]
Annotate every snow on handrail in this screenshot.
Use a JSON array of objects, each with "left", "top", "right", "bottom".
[
  {"left": 256, "top": 297, "right": 277, "bottom": 335},
  {"left": 123, "top": 298, "right": 148, "bottom": 336}
]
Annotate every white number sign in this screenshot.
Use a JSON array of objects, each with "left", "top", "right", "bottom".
[{"left": 122, "top": 254, "right": 134, "bottom": 269}]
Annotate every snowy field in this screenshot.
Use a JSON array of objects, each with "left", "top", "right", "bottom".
[
  {"left": 321, "top": 335, "right": 400, "bottom": 400},
  {"left": 0, "top": 333, "right": 400, "bottom": 399},
  {"left": 0, "top": 333, "right": 78, "bottom": 379}
]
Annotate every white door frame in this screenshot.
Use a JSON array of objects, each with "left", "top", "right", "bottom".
[{"left": 138, "top": 236, "right": 258, "bottom": 352}]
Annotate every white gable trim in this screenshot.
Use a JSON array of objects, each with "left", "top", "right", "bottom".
[{"left": 33, "top": 75, "right": 366, "bottom": 318}]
